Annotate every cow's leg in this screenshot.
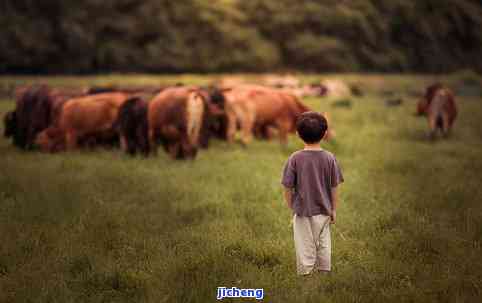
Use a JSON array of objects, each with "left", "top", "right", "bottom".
[
  {"left": 266, "top": 125, "right": 278, "bottom": 140},
  {"left": 120, "top": 134, "right": 128, "bottom": 153},
  {"left": 427, "top": 114, "right": 437, "bottom": 140},
  {"left": 442, "top": 111, "right": 451, "bottom": 138},
  {"left": 137, "top": 126, "right": 149, "bottom": 157},
  {"left": 167, "top": 141, "right": 181, "bottom": 159},
  {"left": 277, "top": 119, "right": 290, "bottom": 145},
  {"left": 140, "top": 139, "right": 150, "bottom": 157},
  {"left": 240, "top": 111, "right": 255, "bottom": 146},
  {"left": 123, "top": 129, "right": 136, "bottom": 155},
  {"left": 253, "top": 124, "right": 263, "bottom": 139},
  {"left": 148, "top": 128, "right": 158, "bottom": 155},
  {"left": 226, "top": 111, "right": 237, "bottom": 143},
  {"left": 26, "top": 126, "right": 39, "bottom": 150},
  {"left": 127, "top": 138, "right": 136, "bottom": 155},
  {"left": 180, "top": 136, "right": 196, "bottom": 159},
  {"left": 65, "top": 131, "right": 78, "bottom": 150}
]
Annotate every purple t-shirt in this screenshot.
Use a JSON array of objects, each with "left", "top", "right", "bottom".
[{"left": 281, "top": 149, "right": 344, "bottom": 217}]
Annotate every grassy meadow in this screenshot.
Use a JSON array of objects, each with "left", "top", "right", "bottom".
[{"left": 0, "top": 74, "right": 481, "bottom": 303}]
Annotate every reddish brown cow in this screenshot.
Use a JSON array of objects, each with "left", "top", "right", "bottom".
[
  {"left": 113, "top": 86, "right": 224, "bottom": 157},
  {"left": 35, "top": 93, "right": 130, "bottom": 152},
  {"left": 148, "top": 87, "right": 206, "bottom": 159},
  {"left": 427, "top": 87, "right": 457, "bottom": 138},
  {"left": 416, "top": 83, "right": 457, "bottom": 138},
  {"left": 222, "top": 85, "right": 322, "bottom": 145},
  {"left": 196, "top": 87, "right": 227, "bottom": 147}
]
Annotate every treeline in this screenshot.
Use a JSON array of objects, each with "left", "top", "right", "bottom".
[{"left": 1, "top": 0, "right": 482, "bottom": 74}]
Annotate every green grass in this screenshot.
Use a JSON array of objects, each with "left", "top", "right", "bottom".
[{"left": 0, "top": 75, "right": 481, "bottom": 303}]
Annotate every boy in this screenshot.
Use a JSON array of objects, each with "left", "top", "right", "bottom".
[{"left": 281, "top": 111, "right": 343, "bottom": 275}]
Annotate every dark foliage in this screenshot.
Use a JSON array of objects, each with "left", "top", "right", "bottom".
[{"left": 1, "top": 0, "right": 481, "bottom": 73}]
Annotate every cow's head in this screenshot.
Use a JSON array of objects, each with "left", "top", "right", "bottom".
[{"left": 3, "top": 111, "right": 16, "bottom": 138}]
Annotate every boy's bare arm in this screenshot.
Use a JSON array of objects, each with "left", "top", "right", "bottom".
[
  {"left": 330, "top": 187, "right": 338, "bottom": 223},
  {"left": 283, "top": 187, "right": 293, "bottom": 209}
]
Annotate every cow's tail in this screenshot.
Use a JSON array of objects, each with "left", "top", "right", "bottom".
[{"left": 186, "top": 91, "right": 205, "bottom": 146}]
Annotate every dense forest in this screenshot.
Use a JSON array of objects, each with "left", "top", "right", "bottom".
[{"left": 1, "top": 0, "right": 482, "bottom": 74}]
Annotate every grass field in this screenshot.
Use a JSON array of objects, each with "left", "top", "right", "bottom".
[{"left": 0, "top": 74, "right": 481, "bottom": 303}]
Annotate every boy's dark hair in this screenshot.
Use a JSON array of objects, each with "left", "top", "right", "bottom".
[{"left": 296, "top": 111, "right": 328, "bottom": 143}]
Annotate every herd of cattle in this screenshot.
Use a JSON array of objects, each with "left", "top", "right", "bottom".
[
  {"left": 2, "top": 83, "right": 333, "bottom": 159},
  {"left": 2, "top": 80, "right": 457, "bottom": 160}
]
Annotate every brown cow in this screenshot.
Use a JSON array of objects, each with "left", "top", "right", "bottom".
[
  {"left": 196, "top": 87, "right": 227, "bottom": 146},
  {"left": 35, "top": 92, "right": 130, "bottom": 152},
  {"left": 416, "top": 83, "right": 457, "bottom": 138},
  {"left": 13, "top": 85, "right": 59, "bottom": 149},
  {"left": 427, "top": 87, "right": 457, "bottom": 138},
  {"left": 148, "top": 87, "right": 205, "bottom": 159},
  {"left": 254, "top": 111, "right": 335, "bottom": 141},
  {"left": 10, "top": 85, "right": 86, "bottom": 149},
  {"left": 115, "top": 96, "right": 149, "bottom": 156},
  {"left": 222, "top": 85, "right": 312, "bottom": 145}
]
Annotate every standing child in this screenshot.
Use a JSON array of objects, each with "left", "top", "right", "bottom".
[{"left": 281, "top": 112, "right": 343, "bottom": 275}]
